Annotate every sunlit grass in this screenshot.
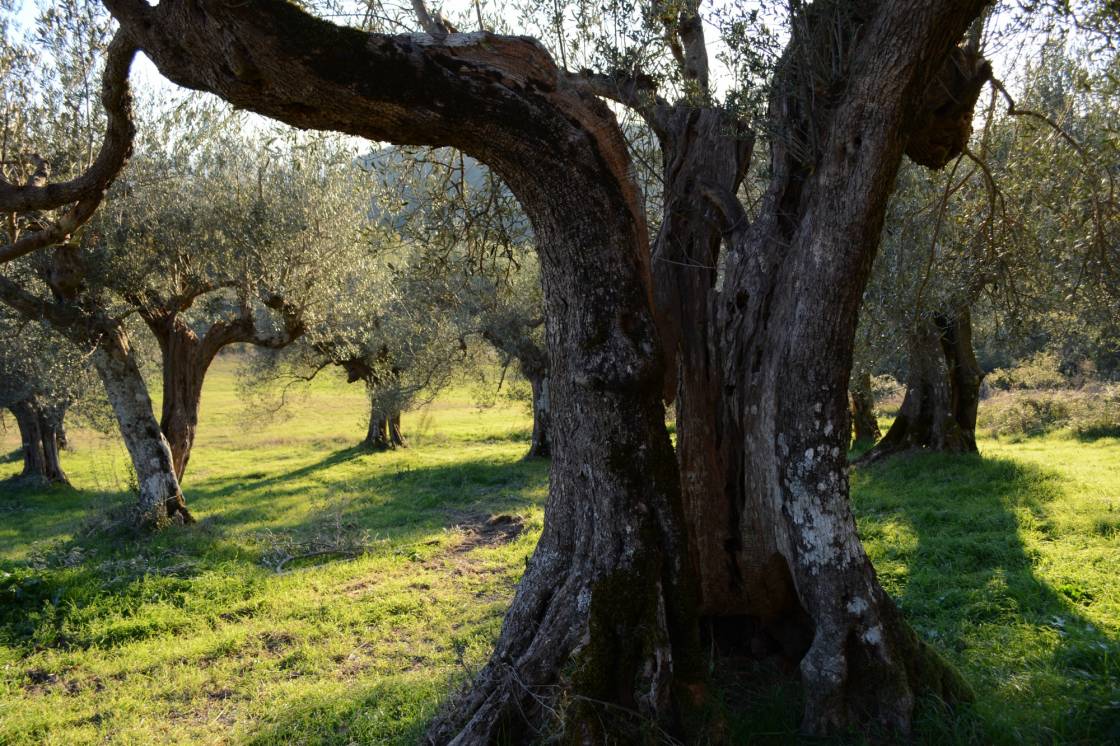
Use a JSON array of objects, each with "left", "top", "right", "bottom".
[{"left": 1, "top": 358, "right": 1117, "bottom": 744}]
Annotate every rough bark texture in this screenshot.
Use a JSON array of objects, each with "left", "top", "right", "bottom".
[
  {"left": 100, "top": 2, "right": 706, "bottom": 739},
  {"left": 850, "top": 371, "right": 882, "bottom": 446},
  {"left": 0, "top": 33, "right": 137, "bottom": 265},
  {"left": 99, "top": 0, "right": 996, "bottom": 737},
  {"left": 650, "top": 106, "right": 754, "bottom": 616},
  {"left": 860, "top": 309, "right": 983, "bottom": 464},
  {"left": 362, "top": 399, "right": 405, "bottom": 451},
  {"left": 710, "top": 1, "right": 986, "bottom": 735},
  {"left": 92, "top": 325, "right": 193, "bottom": 526},
  {"left": 8, "top": 400, "right": 68, "bottom": 484}
]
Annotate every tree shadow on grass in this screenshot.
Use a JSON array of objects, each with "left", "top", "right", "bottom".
[
  {"left": 0, "top": 445, "right": 546, "bottom": 655},
  {"left": 184, "top": 444, "right": 547, "bottom": 543},
  {"left": 723, "top": 451, "right": 1119, "bottom": 744},
  {"left": 1074, "top": 425, "right": 1120, "bottom": 441},
  {"left": 853, "top": 452, "right": 1120, "bottom": 744},
  {"left": 238, "top": 673, "right": 449, "bottom": 745}
]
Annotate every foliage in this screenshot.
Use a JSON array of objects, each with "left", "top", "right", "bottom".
[{"left": 986, "top": 351, "right": 1069, "bottom": 391}]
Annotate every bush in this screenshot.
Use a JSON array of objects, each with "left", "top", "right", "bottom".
[
  {"left": 980, "top": 384, "right": 1120, "bottom": 439},
  {"left": 987, "top": 352, "right": 1068, "bottom": 391}
]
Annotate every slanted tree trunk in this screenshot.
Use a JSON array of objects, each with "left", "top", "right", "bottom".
[
  {"left": 851, "top": 371, "right": 882, "bottom": 446},
  {"left": 0, "top": 269, "right": 187, "bottom": 527},
  {"left": 861, "top": 309, "right": 982, "bottom": 463},
  {"left": 92, "top": 325, "right": 192, "bottom": 526},
  {"left": 525, "top": 372, "right": 550, "bottom": 458}
]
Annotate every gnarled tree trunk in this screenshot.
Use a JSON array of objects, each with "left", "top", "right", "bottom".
[
  {"left": 102, "top": 0, "right": 988, "bottom": 737},
  {"left": 0, "top": 275, "right": 188, "bottom": 525},
  {"left": 851, "top": 371, "right": 882, "bottom": 446},
  {"left": 103, "top": 4, "right": 706, "bottom": 736},
  {"left": 154, "top": 317, "right": 208, "bottom": 481},
  {"left": 651, "top": 106, "right": 754, "bottom": 616},
  {"left": 706, "top": 3, "right": 987, "bottom": 735},
  {"left": 860, "top": 308, "right": 982, "bottom": 463},
  {"left": 362, "top": 399, "right": 405, "bottom": 451}
]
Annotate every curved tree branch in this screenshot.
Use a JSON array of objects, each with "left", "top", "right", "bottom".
[{"left": 0, "top": 32, "right": 137, "bottom": 215}]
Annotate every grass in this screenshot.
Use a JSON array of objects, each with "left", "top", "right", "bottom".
[{"left": 1, "top": 357, "right": 1117, "bottom": 744}]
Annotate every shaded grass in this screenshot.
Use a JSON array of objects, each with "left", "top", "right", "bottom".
[{"left": 1, "top": 358, "right": 1118, "bottom": 743}]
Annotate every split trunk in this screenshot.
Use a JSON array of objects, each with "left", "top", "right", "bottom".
[{"left": 860, "top": 309, "right": 983, "bottom": 464}]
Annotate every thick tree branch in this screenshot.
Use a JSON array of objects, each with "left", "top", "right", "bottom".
[
  {"left": 564, "top": 69, "right": 669, "bottom": 134},
  {"left": 0, "top": 32, "right": 137, "bottom": 215},
  {"left": 654, "top": 0, "right": 709, "bottom": 92}
]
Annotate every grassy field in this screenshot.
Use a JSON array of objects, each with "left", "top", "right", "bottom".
[{"left": 1, "top": 357, "right": 1117, "bottom": 744}]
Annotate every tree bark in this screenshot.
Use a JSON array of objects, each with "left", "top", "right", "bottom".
[
  {"left": 650, "top": 106, "right": 754, "bottom": 617},
  {"left": 92, "top": 325, "right": 193, "bottom": 527},
  {"left": 708, "top": 2, "right": 986, "bottom": 735},
  {"left": 140, "top": 295, "right": 304, "bottom": 482},
  {"left": 525, "top": 372, "right": 550, "bottom": 459},
  {"left": 37, "top": 405, "right": 68, "bottom": 484},
  {"left": 9, "top": 400, "right": 60, "bottom": 484},
  {"left": 850, "top": 371, "right": 882, "bottom": 446},
  {"left": 104, "top": 5, "right": 707, "bottom": 735},
  {"left": 362, "top": 397, "right": 404, "bottom": 451},
  {"left": 100, "top": 0, "right": 988, "bottom": 737},
  {"left": 363, "top": 399, "right": 391, "bottom": 451},
  {"left": 388, "top": 411, "right": 405, "bottom": 447},
  {"left": 153, "top": 317, "right": 208, "bottom": 481},
  {"left": 860, "top": 308, "right": 982, "bottom": 463},
  {"left": 0, "top": 262, "right": 187, "bottom": 527}
]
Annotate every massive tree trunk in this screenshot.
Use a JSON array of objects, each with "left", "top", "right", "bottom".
[
  {"left": 860, "top": 308, "right": 982, "bottom": 463},
  {"left": 850, "top": 371, "right": 882, "bottom": 446},
  {"left": 92, "top": 325, "right": 193, "bottom": 526},
  {"left": 102, "top": 3, "right": 705, "bottom": 737},
  {"left": 525, "top": 372, "right": 550, "bottom": 459},
  {"left": 8, "top": 400, "right": 67, "bottom": 484},
  {"left": 706, "top": 2, "right": 987, "bottom": 734},
  {"left": 102, "top": 0, "right": 988, "bottom": 737},
  {"left": 650, "top": 106, "right": 754, "bottom": 616}
]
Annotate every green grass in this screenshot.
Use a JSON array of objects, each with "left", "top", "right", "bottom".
[{"left": 1, "top": 359, "right": 1117, "bottom": 744}]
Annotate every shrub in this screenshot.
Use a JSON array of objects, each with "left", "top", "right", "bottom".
[
  {"left": 980, "top": 384, "right": 1120, "bottom": 439},
  {"left": 987, "top": 351, "right": 1068, "bottom": 391}
]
